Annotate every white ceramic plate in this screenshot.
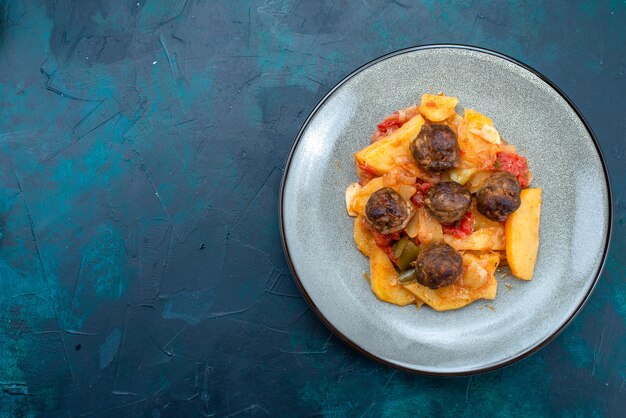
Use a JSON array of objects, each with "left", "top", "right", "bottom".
[{"left": 280, "top": 45, "right": 611, "bottom": 375}]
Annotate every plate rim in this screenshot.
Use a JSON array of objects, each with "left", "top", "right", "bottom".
[{"left": 278, "top": 44, "right": 613, "bottom": 376}]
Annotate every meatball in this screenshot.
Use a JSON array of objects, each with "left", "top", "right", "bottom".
[
  {"left": 410, "top": 124, "right": 460, "bottom": 172},
  {"left": 365, "top": 187, "right": 412, "bottom": 234},
  {"left": 476, "top": 171, "right": 521, "bottom": 221},
  {"left": 425, "top": 181, "right": 471, "bottom": 223},
  {"left": 415, "top": 243, "right": 463, "bottom": 289}
]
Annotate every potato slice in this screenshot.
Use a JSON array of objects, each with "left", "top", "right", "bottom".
[
  {"left": 402, "top": 252, "right": 499, "bottom": 311},
  {"left": 471, "top": 202, "right": 502, "bottom": 230},
  {"left": 448, "top": 168, "right": 477, "bottom": 185},
  {"left": 350, "top": 177, "right": 385, "bottom": 216},
  {"left": 418, "top": 94, "right": 459, "bottom": 122},
  {"left": 354, "top": 114, "right": 425, "bottom": 175},
  {"left": 461, "top": 252, "right": 500, "bottom": 290},
  {"left": 397, "top": 184, "right": 417, "bottom": 201},
  {"left": 444, "top": 226, "right": 505, "bottom": 251},
  {"left": 353, "top": 216, "right": 376, "bottom": 257},
  {"left": 505, "top": 188, "right": 542, "bottom": 280},
  {"left": 369, "top": 246, "right": 416, "bottom": 306}
]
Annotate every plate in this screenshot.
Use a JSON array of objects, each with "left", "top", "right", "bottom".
[{"left": 279, "top": 45, "right": 611, "bottom": 375}]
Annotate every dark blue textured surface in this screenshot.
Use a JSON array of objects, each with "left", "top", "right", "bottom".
[{"left": 0, "top": 1, "right": 624, "bottom": 416}]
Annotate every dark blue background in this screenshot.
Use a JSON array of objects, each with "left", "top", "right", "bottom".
[{"left": 0, "top": 1, "right": 624, "bottom": 416}]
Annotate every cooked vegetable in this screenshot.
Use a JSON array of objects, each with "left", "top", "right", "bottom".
[
  {"left": 471, "top": 201, "right": 502, "bottom": 230},
  {"left": 395, "top": 239, "right": 419, "bottom": 271},
  {"left": 410, "top": 124, "right": 460, "bottom": 172},
  {"left": 465, "top": 170, "right": 493, "bottom": 194},
  {"left": 404, "top": 212, "right": 419, "bottom": 238},
  {"left": 348, "top": 93, "right": 538, "bottom": 311},
  {"left": 397, "top": 184, "right": 417, "bottom": 201},
  {"left": 354, "top": 114, "right": 425, "bottom": 176},
  {"left": 425, "top": 181, "right": 472, "bottom": 223},
  {"left": 414, "top": 206, "right": 443, "bottom": 244},
  {"left": 494, "top": 151, "right": 532, "bottom": 188},
  {"left": 345, "top": 182, "right": 362, "bottom": 216},
  {"left": 476, "top": 171, "right": 521, "bottom": 221},
  {"left": 392, "top": 236, "right": 409, "bottom": 259},
  {"left": 402, "top": 252, "right": 499, "bottom": 311},
  {"left": 505, "top": 188, "right": 542, "bottom": 280},
  {"left": 469, "top": 123, "right": 501, "bottom": 145},
  {"left": 354, "top": 216, "right": 376, "bottom": 257},
  {"left": 418, "top": 94, "right": 459, "bottom": 122},
  {"left": 443, "top": 226, "right": 505, "bottom": 251},
  {"left": 398, "top": 268, "right": 417, "bottom": 284},
  {"left": 460, "top": 252, "right": 500, "bottom": 291},
  {"left": 365, "top": 187, "right": 413, "bottom": 234},
  {"left": 350, "top": 177, "right": 385, "bottom": 216},
  {"left": 414, "top": 243, "right": 463, "bottom": 289},
  {"left": 457, "top": 109, "right": 500, "bottom": 168},
  {"left": 449, "top": 168, "right": 477, "bottom": 185},
  {"left": 370, "top": 246, "right": 416, "bottom": 306}
]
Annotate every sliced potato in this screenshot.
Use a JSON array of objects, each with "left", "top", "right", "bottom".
[
  {"left": 444, "top": 226, "right": 505, "bottom": 251},
  {"left": 471, "top": 201, "right": 502, "bottom": 230},
  {"left": 350, "top": 177, "right": 384, "bottom": 216},
  {"left": 449, "top": 168, "right": 477, "bottom": 185},
  {"left": 464, "top": 108, "right": 493, "bottom": 131},
  {"left": 461, "top": 252, "right": 500, "bottom": 290},
  {"left": 505, "top": 188, "right": 542, "bottom": 280},
  {"left": 419, "top": 94, "right": 459, "bottom": 122},
  {"left": 402, "top": 252, "right": 499, "bottom": 311},
  {"left": 397, "top": 184, "right": 417, "bottom": 201},
  {"left": 370, "top": 246, "right": 416, "bottom": 306},
  {"left": 353, "top": 216, "right": 376, "bottom": 257},
  {"left": 354, "top": 114, "right": 425, "bottom": 175},
  {"left": 465, "top": 170, "right": 493, "bottom": 194}
]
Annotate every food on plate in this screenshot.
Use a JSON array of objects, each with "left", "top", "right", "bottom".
[
  {"left": 413, "top": 243, "right": 463, "bottom": 289},
  {"left": 476, "top": 171, "right": 521, "bottom": 221},
  {"left": 424, "top": 181, "right": 471, "bottom": 223},
  {"left": 505, "top": 188, "right": 542, "bottom": 280},
  {"left": 346, "top": 92, "right": 542, "bottom": 311},
  {"left": 365, "top": 187, "right": 413, "bottom": 234},
  {"left": 410, "top": 124, "right": 460, "bottom": 172}
]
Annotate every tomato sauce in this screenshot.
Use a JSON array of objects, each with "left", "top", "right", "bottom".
[
  {"left": 370, "top": 229, "right": 400, "bottom": 262},
  {"left": 442, "top": 211, "right": 474, "bottom": 239},
  {"left": 494, "top": 151, "right": 531, "bottom": 188},
  {"left": 371, "top": 108, "right": 420, "bottom": 142},
  {"left": 410, "top": 181, "right": 432, "bottom": 207},
  {"left": 356, "top": 162, "right": 378, "bottom": 185}
]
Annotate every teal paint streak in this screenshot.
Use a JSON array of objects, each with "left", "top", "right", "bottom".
[
  {"left": 577, "top": 0, "right": 601, "bottom": 15},
  {"left": 162, "top": 288, "right": 217, "bottom": 325},
  {"left": 78, "top": 224, "right": 130, "bottom": 301},
  {"left": 99, "top": 327, "right": 122, "bottom": 369},
  {"left": 562, "top": 319, "right": 594, "bottom": 368},
  {"left": 299, "top": 356, "right": 554, "bottom": 417},
  {"left": 0, "top": 4, "right": 63, "bottom": 415},
  {"left": 0, "top": 262, "right": 62, "bottom": 416}
]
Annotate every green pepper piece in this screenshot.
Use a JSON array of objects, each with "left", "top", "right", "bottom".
[
  {"left": 398, "top": 268, "right": 418, "bottom": 284},
  {"left": 392, "top": 237, "right": 409, "bottom": 259},
  {"left": 396, "top": 240, "right": 419, "bottom": 271}
]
